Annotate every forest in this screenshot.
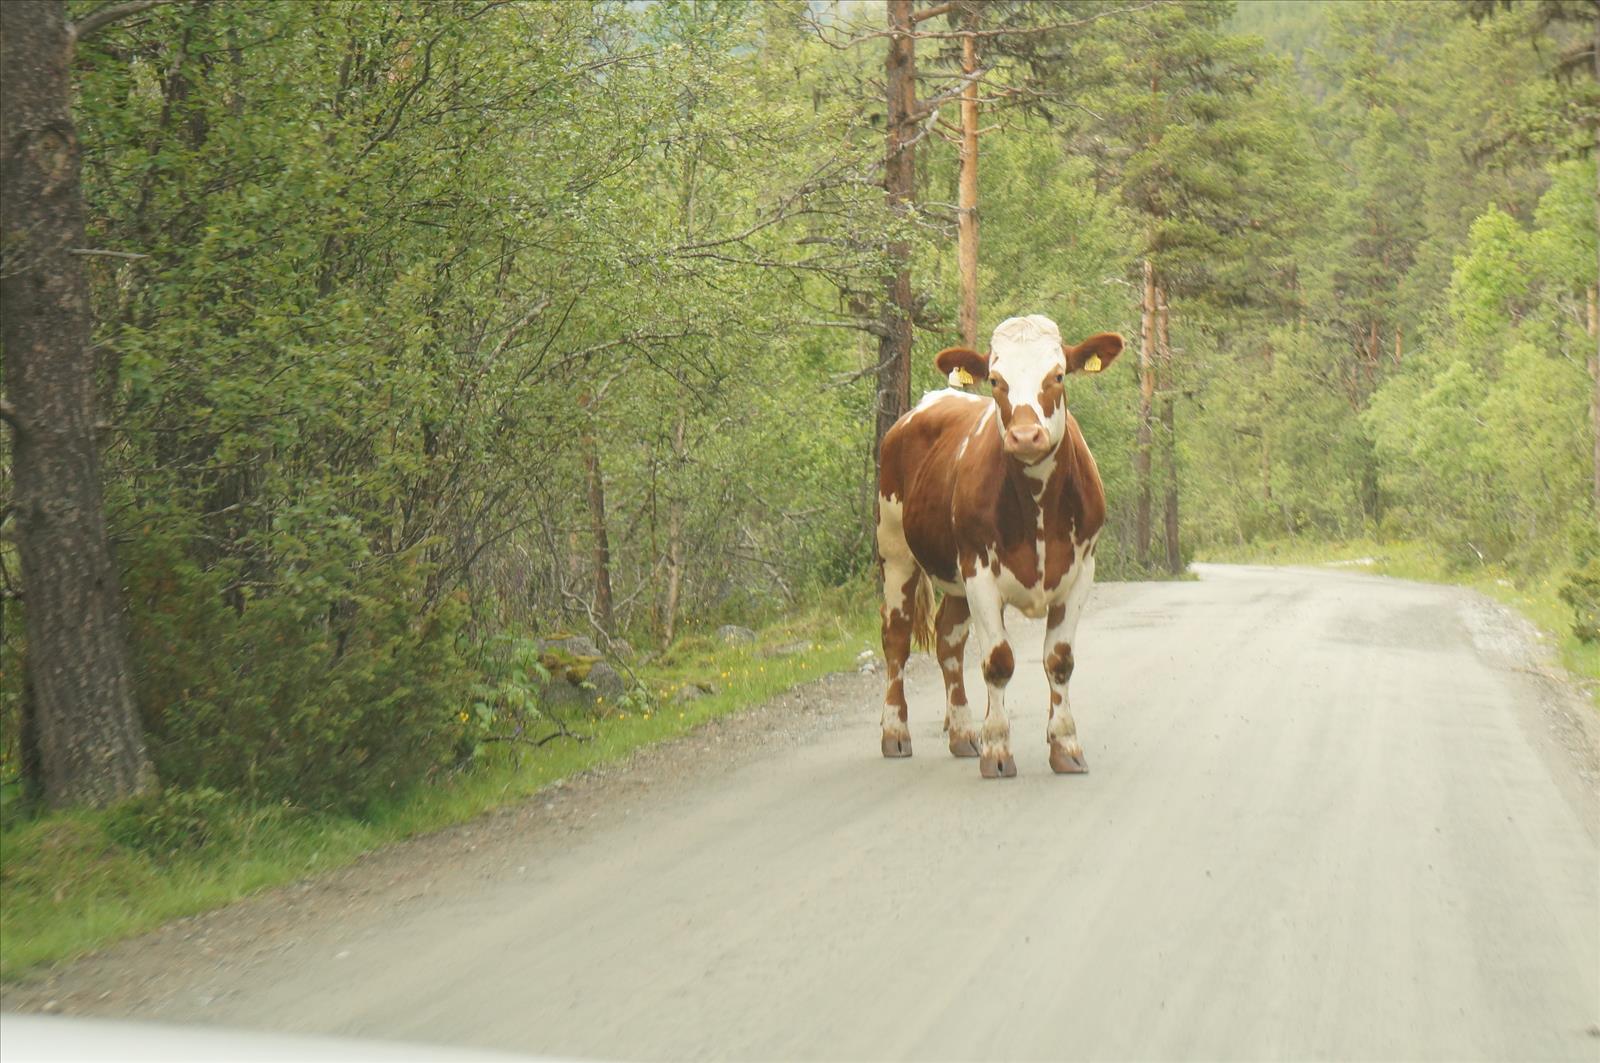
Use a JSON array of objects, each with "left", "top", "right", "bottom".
[{"left": 1, "top": 0, "right": 1596, "bottom": 824}]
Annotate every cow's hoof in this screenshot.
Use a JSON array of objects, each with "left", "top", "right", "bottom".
[
  {"left": 881, "top": 733, "right": 913, "bottom": 758},
  {"left": 979, "top": 750, "right": 1017, "bottom": 778},
  {"left": 948, "top": 731, "right": 981, "bottom": 758},
  {"left": 1049, "top": 741, "right": 1088, "bottom": 774}
]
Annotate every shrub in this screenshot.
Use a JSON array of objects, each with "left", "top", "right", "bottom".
[
  {"left": 1559, "top": 521, "right": 1600, "bottom": 644},
  {"left": 102, "top": 786, "right": 238, "bottom": 858},
  {"left": 125, "top": 537, "right": 470, "bottom": 813},
  {"left": 459, "top": 635, "right": 554, "bottom": 761}
]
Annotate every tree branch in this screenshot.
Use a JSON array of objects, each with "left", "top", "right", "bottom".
[
  {"left": 805, "top": 318, "right": 890, "bottom": 338},
  {"left": 911, "top": 3, "right": 956, "bottom": 23},
  {"left": 836, "top": 1, "right": 1170, "bottom": 46},
  {"left": 70, "top": 0, "right": 169, "bottom": 44},
  {"left": 70, "top": 248, "right": 149, "bottom": 261},
  {"left": 481, "top": 721, "right": 592, "bottom": 749}
]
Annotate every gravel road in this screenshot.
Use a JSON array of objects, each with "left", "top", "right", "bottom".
[{"left": 6, "top": 564, "right": 1599, "bottom": 1061}]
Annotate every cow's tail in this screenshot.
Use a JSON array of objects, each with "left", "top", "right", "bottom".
[{"left": 910, "top": 567, "right": 937, "bottom": 654}]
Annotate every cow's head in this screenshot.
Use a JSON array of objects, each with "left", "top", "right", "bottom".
[{"left": 936, "top": 315, "right": 1123, "bottom": 464}]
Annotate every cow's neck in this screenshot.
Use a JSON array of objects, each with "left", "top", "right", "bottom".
[{"left": 1003, "top": 441, "right": 1075, "bottom": 517}]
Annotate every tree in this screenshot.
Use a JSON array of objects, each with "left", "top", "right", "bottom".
[
  {"left": 1067, "top": 1, "right": 1305, "bottom": 570},
  {"left": 1, "top": 0, "right": 158, "bottom": 807},
  {"left": 824, "top": 0, "right": 1159, "bottom": 472},
  {"left": 956, "top": 1, "right": 982, "bottom": 349},
  {"left": 876, "top": 0, "right": 920, "bottom": 470},
  {"left": 1467, "top": 0, "right": 1600, "bottom": 518}
]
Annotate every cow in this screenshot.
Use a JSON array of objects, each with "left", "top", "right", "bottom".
[{"left": 875, "top": 314, "right": 1124, "bottom": 779}]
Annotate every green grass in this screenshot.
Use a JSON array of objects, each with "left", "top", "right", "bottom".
[
  {"left": 0, "top": 596, "right": 878, "bottom": 981},
  {"left": 1197, "top": 538, "right": 1600, "bottom": 702}
]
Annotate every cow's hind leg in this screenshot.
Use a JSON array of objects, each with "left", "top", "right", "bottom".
[
  {"left": 966, "top": 575, "right": 1016, "bottom": 778},
  {"left": 936, "top": 595, "right": 978, "bottom": 757},
  {"left": 1045, "top": 547, "right": 1096, "bottom": 774},
  {"left": 876, "top": 501, "right": 918, "bottom": 758}
]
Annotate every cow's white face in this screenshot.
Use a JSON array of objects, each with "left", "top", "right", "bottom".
[
  {"left": 934, "top": 317, "right": 1124, "bottom": 467},
  {"left": 986, "top": 315, "right": 1068, "bottom": 465}
]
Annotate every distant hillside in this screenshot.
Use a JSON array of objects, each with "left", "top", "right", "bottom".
[{"left": 1229, "top": 0, "right": 1350, "bottom": 93}]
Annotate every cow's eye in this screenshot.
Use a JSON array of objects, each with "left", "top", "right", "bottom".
[{"left": 1054, "top": 372, "right": 1065, "bottom": 384}]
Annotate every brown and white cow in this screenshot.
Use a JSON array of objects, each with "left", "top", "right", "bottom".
[{"left": 875, "top": 314, "right": 1123, "bottom": 778}]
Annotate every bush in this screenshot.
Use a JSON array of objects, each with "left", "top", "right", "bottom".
[
  {"left": 125, "top": 537, "right": 470, "bottom": 813},
  {"left": 459, "top": 635, "right": 554, "bottom": 761},
  {"left": 102, "top": 786, "right": 238, "bottom": 858},
  {"left": 1559, "top": 521, "right": 1600, "bottom": 644}
]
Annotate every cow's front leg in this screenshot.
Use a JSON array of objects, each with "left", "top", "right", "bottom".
[
  {"left": 966, "top": 573, "right": 1016, "bottom": 778},
  {"left": 935, "top": 595, "right": 979, "bottom": 757},
  {"left": 1044, "top": 547, "right": 1096, "bottom": 774}
]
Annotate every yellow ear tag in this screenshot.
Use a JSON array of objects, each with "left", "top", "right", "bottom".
[
  {"left": 1084, "top": 354, "right": 1103, "bottom": 374},
  {"left": 950, "top": 366, "right": 975, "bottom": 387}
]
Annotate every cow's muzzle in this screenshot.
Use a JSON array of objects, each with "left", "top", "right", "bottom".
[{"left": 1003, "top": 410, "right": 1051, "bottom": 463}]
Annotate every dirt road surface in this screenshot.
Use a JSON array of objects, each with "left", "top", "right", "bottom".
[{"left": 6, "top": 565, "right": 1599, "bottom": 1060}]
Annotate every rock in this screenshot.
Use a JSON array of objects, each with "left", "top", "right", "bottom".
[
  {"left": 537, "top": 634, "right": 603, "bottom": 659},
  {"left": 540, "top": 659, "right": 626, "bottom": 715},
  {"left": 610, "top": 638, "right": 635, "bottom": 659},
  {"left": 535, "top": 635, "right": 626, "bottom": 716},
  {"left": 673, "top": 679, "right": 718, "bottom": 704},
  {"left": 717, "top": 625, "right": 756, "bottom": 644},
  {"left": 761, "top": 640, "right": 813, "bottom": 658}
]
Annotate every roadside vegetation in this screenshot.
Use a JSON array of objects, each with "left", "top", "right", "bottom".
[
  {"left": 0, "top": 593, "right": 875, "bottom": 978},
  {"left": 2, "top": 0, "right": 1598, "bottom": 980}
]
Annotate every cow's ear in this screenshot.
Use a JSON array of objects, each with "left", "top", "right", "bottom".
[
  {"left": 1064, "top": 332, "right": 1123, "bottom": 374},
  {"left": 935, "top": 346, "right": 989, "bottom": 387}
]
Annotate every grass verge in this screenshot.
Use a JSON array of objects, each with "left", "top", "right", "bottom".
[
  {"left": 0, "top": 597, "right": 878, "bottom": 981},
  {"left": 1197, "top": 538, "right": 1599, "bottom": 702}
]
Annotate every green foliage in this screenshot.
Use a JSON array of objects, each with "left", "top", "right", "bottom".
[
  {"left": 462, "top": 636, "right": 557, "bottom": 760},
  {"left": 1, "top": 0, "right": 891, "bottom": 813},
  {"left": 102, "top": 786, "right": 259, "bottom": 860},
  {"left": 1186, "top": 1, "right": 1599, "bottom": 603},
  {"left": 124, "top": 534, "right": 469, "bottom": 812},
  {"left": 1363, "top": 167, "right": 1594, "bottom": 573},
  {"left": 1560, "top": 561, "right": 1600, "bottom": 643},
  {"left": 1560, "top": 522, "right": 1600, "bottom": 644}
]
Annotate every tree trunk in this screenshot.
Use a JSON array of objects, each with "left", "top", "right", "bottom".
[
  {"left": 1365, "top": 320, "right": 1379, "bottom": 388},
  {"left": 1161, "top": 395, "right": 1179, "bottom": 572},
  {"left": 1134, "top": 258, "right": 1155, "bottom": 570},
  {"left": 1157, "top": 286, "right": 1180, "bottom": 575},
  {"left": 664, "top": 134, "right": 697, "bottom": 641},
  {"left": 1592, "top": 12, "right": 1600, "bottom": 524},
  {"left": 1589, "top": 19, "right": 1600, "bottom": 522},
  {"left": 1589, "top": 283, "right": 1599, "bottom": 520},
  {"left": 875, "top": 0, "right": 916, "bottom": 474},
  {"left": 580, "top": 424, "right": 613, "bottom": 631},
  {"left": 957, "top": 7, "right": 980, "bottom": 350},
  {"left": 661, "top": 411, "right": 687, "bottom": 645},
  {"left": 1261, "top": 343, "right": 1274, "bottom": 507},
  {"left": 0, "top": 0, "right": 155, "bottom": 808}
]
